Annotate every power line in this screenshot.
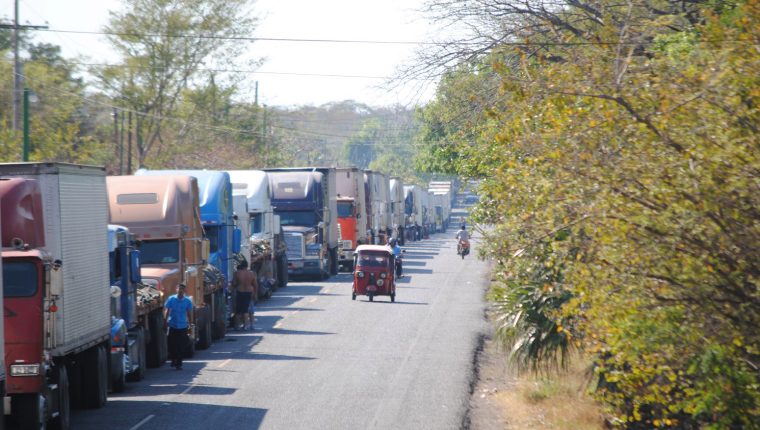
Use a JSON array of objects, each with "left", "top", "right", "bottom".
[
  {"left": 28, "top": 27, "right": 759, "bottom": 47},
  {"left": 64, "top": 61, "right": 399, "bottom": 80},
  {"left": 18, "top": 71, "right": 419, "bottom": 143},
  {"left": 34, "top": 28, "right": 440, "bottom": 45}
]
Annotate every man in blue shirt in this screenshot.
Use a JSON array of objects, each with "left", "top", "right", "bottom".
[{"left": 164, "top": 283, "right": 194, "bottom": 370}]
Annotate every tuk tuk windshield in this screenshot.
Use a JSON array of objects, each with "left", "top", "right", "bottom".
[{"left": 357, "top": 252, "right": 390, "bottom": 267}]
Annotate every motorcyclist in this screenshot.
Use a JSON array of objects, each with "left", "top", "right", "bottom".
[
  {"left": 388, "top": 238, "right": 403, "bottom": 277},
  {"left": 456, "top": 225, "right": 470, "bottom": 254}
]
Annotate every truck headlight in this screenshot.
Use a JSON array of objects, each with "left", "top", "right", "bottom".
[
  {"left": 356, "top": 271, "right": 365, "bottom": 278},
  {"left": 377, "top": 279, "right": 384, "bottom": 287},
  {"left": 11, "top": 364, "right": 40, "bottom": 376},
  {"left": 380, "top": 273, "right": 387, "bottom": 279}
]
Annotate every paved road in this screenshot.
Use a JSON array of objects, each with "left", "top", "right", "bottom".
[{"left": 69, "top": 228, "right": 489, "bottom": 430}]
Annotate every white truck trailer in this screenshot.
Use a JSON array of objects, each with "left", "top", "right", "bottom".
[{"left": 0, "top": 163, "right": 112, "bottom": 428}]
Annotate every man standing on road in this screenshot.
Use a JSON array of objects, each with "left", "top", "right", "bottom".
[
  {"left": 231, "top": 261, "right": 258, "bottom": 331},
  {"left": 164, "top": 283, "right": 193, "bottom": 370}
]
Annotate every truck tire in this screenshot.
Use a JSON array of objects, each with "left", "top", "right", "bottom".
[
  {"left": 111, "top": 350, "right": 126, "bottom": 393},
  {"left": 185, "top": 329, "right": 196, "bottom": 358},
  {"left": 330, "top": 248, "right": 339, "bottom": 275},
  {"left": 146, "top": 311, "right": 167, "bottom": 369},
  {"left": 197, "top": 305, "right": 212, "bottom": 350},
  {"left": 50, "top": 364, "right": 71, "bottom": 430},
  {"left": 128, "top": 326, "right": 147, "bottom": 380},
  {"left": 212, "top": 290, "right": 227, "bottom": 340},
  {"left": 68, "top": 356, "right": 84, "bottom": 409},
  {"left": 277, "top": 255, "right": 289, "bottom": 288},
  {"left": 13, "top": 393, "right": 44, "bottom": 430},
  {"left": 83, "top": 344, "right": 108, "bottom": 409}
]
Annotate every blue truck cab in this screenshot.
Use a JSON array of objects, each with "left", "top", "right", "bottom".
[
  {"left": 108, "top": 224, "right": 166, "bottom": 390},
  {"left": 264, "top": 168, "right": 339, "bottom": 280}
]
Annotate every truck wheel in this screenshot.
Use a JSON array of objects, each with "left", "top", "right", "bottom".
[
  {"left": 14, "top": 394, "right": 44, "bottom": 430},
  {"left": 50, "top": 365, "right": 71, "bottom": 430},
  {"left": 212, "top": 290, "right": 227, "bottom": 340},
  {"left": 391, "top": 293, "right": 396, "bottom": 303},
  {"left": 330, "top": 248, "right": 339, "bottom": 275},
  {"left": 68, "top": 357, "right": 83, "bottom": 409},
  {"left": 128, "top": 327, "right": 147, "bottom": 380},
  {"left": 185, "top": 330, "right": 196, "bottom": 358},
  {"left": 197, "top": 306, "right": 212, "bottom": 350},
  {"left": 111, "top": 352, "right": 126, "bottom": 393},
  {"left": 278, "top": 255, "right": 289, "bottom": 288},
  {"left": 84, "top": 344, "right": 108, "bottom": 409},
  {"left": 146, "top": 312, "right": 167, "bottom": 368}
]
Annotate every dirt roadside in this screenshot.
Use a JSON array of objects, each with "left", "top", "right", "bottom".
[
  {"left": 465, "top": 314, "right": 605, "bottom": 430},
  {"left": 465, "top": 321, "right": 514, "bottom": 429}
]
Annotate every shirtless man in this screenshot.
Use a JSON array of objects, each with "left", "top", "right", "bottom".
[{"left": 231, "top": 261, "right": 259, "bottom": 330}]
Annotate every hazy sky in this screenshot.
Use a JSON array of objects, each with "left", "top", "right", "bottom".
[{"left": 1, "top": 0, "right": 439, "bottom": 107}]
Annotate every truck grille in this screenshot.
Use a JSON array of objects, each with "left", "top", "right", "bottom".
[{"left": 285, "top": 233, "right": 304, "bottom": 260}]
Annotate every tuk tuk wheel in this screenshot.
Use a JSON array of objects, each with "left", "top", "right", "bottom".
[
  {"left": 390, "top": 293, "right": 395, "bottom": 303},
  {"left": 351, "top": 292, "right": 356, "bottom": 300}
]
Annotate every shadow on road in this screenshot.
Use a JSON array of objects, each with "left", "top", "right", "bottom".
[
  {"left": 402, "top": 260, "right": 427, "bottom": 267},
  {"left": 70, "top": 400, "right": 268, "bottom": 429},
  {"left": 400, "top": 254, "right": 437, "bottom": 259},
  {"left": 244, "top": 352, "right": 317, "bottom": 361},
  {"left": 402, "top": 267, "right": 433, "bottom": 275},
  {"left": 354, "top": 299, "right": 428, "bottom": 305},
  {"left": 261, "top": 327, "right": 335, "bottom": 336}
]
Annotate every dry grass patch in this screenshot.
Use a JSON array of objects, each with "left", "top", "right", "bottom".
[{"left": 496, "top": 359, "right": 604, "bottom": 429}]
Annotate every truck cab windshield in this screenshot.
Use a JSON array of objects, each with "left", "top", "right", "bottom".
[
  {"left": 279, "top": 211, "right": 318, "bottom": 227},
  {"left": 337, "top": 202, "right": 354, "bottom": 218},
  {"left": 3, "top": 261, "right": 39, "bottom": 297},
  {"left": 204, "top": 225, "right": 221, "bottom": 253},
  {"left": 139, "top": 239, "right": 180, "bottom": 264},
  {"left": 249, "top": 213, "right": 263, "bottom": 234}
]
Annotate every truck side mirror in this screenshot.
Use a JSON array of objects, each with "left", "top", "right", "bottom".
[
  {"left": 232, "top": 228, "right": 242, "bottom": 254},
  {"left": 130, "top": 250, "right": 142, "bottom": 284}
]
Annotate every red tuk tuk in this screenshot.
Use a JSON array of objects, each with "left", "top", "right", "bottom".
[{"left": 352, "top": 244, "right": 396, "bottom": 302}]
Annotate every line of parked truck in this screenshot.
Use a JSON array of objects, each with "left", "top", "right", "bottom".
[{"left": 0, "top": 162, "right": 454, "bottom": 429}]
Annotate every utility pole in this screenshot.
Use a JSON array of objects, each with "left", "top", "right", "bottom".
[
  {"left": 127, "top": 111, "right": 133, "bottom": 174},
  {"left": 119, "top": 111, "right": 125, "bottom": 175},
  {"left": 0, "top": 0, "right": 48, "bottom": 133},
  {"left": 22, "top": 88, "right": 30, "bottom": 161},
  {"left": 112, "top": 108, "right": 119, "bottom": 172},
  {"left": 262, "top": 104, "right": 268, "bottom": 165}
]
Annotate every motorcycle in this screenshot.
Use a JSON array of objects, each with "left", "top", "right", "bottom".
[
  {"left": 394, "top": 249, "right": 405, "bottom": 277},
  {"left": 457, "top": 240, "right": 470, "bottom": 259}
]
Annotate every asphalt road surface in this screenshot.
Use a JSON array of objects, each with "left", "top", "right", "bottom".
[{"left": 69, "top": 227, "right": 490, "bottom": 430}]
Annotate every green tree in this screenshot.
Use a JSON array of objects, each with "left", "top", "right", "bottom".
[
  {"left": 343, "top": 118, "right": 381, "bottom": 169},
  {"left": 417, "top": 0, "right": 760, "bottom": 426},
  {"left": 0, "top": 42, "right": 106, "bottom": 164},
  {"left": 96, "top": 0, "right": 259, "bottom": 168}
]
